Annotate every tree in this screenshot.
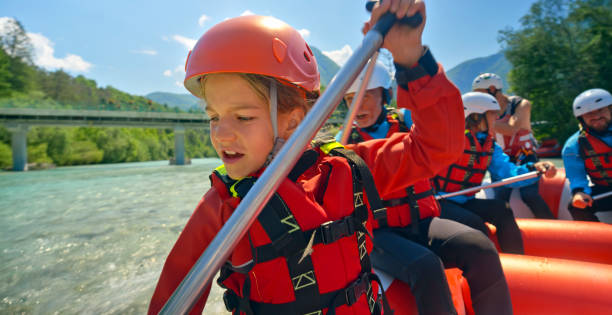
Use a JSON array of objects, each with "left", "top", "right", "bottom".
[
  {"left": 0, "top": 48, "right": 13, "bottom": 97},
  {"left": 499, "top": 0, "right": 612, "bottom": 142},
  {"left": 0, "top": 18, "right": 33, "bottom": 63}
]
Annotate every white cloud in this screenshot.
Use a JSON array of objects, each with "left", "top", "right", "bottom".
[
  {"left": 27, "top": 32, "right": 92, "bottom": 72},
  {"left": 131, "top": 49, "right": 157, "bottom": 55},
  {"left": 175, "top": 81, "right": 183, "bottom": 87},
  {"left": 198, "top": 14, "right": 209, "bottom": 27},
  {"left": 240, "top": 10, "right": 255, "bottom": 16},
  {"left": 174, "top": 64, "right": 184, "bottom": 73},
  {"left": 173, "top": 35, "right": 196, "bottom": 51},
  {"left": 163, "top": 70, "right": 172, "bottom": 77},
  {"left": 323, "top": 44, "right": 353, "bottom": 66},
  {"left": 0, "top": 17, "right": 91, "bottom": 72},
  {"left": 298, "top": 29, "right": 310, "bottom": 38}
]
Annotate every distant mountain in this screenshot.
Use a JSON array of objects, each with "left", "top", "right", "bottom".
[
  {"left": 311, "top": 46, "right": 340, "bottom": 87},
  {"left": 446, "top": 52, "right": 512, "bottom": 94},
  {"left": 145, "top": 92, "right": 201, "bottom": 111}
]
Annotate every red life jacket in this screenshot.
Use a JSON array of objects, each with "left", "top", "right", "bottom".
[
  {"left": 495, "top": 96, "right": 538, "bottom": 164},
  {"left": 577, "top": 130, "right": 612, "bottom": 186},
  {"left": 346, "top": 112, "right": 409, "bottom": 144},
  {"left": 212, "top": 141, "right": 392, "bottom": 315},
  {"left": 434, "top": 131, "right": 495, "bottom": 195},
  {"left": 345, "top": 111, "right": 439, "bottom": 233}
]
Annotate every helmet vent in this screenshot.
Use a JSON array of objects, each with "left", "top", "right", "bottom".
[
  {"left": 595, "top": 98, "right": 603, "bottom": 103},
  {"left": 272, "top": 38, "right": 287, "bottom": 63},
  {"left": 303, "top": 51, "right": 311, "bottom": 62},
  {"left": 305, "top": 43, "right": 313, "bottom": 56}
]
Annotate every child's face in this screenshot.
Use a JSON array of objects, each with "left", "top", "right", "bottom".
[{"left": 204, "top": 74, "right": 276, "bottom": 179}]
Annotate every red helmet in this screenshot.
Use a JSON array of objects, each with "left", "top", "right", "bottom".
[{"left": 184, "top": 15, "right": 320, "bottom": 98}]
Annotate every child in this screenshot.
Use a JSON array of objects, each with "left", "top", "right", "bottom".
[
  {"left": 149, "top": 1, "right": 464, "bottom": 314},
  {"left": 435, "top": 92, "right": 557, "bottom": 254},
  {"left": 338, "top": 62, "right": 513, "bottom": 315}
]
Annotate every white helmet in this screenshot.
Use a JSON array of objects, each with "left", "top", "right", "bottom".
[
  {"left": 345, "top": 61, "right": 392, "bottom": 94},
  {"left": 472, "top": 73, "right": 503, "bottom": 91},
  {"left": 572, "top": 88, "right": 612, "bottom": 117},
  {"left": 462, "top": 92, "right": 500, "bottom": 118}
]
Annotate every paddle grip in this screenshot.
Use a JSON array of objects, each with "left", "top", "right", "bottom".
[{"left": 366, "top": 1, "right": 423, "bottom": 31}]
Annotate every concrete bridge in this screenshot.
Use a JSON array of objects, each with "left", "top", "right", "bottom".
[
  {"left": 0, "top": 107, "right": 345, "bottom": 171},
  {"left": 0, "top": 108, "right": 209, "bottom": 171}
]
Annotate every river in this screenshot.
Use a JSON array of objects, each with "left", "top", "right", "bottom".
[
  {"left": 0, "top": 157, "right": 564, "bottom": 314},
  {"left": 0, "top": 159, "right": 228, "bottom": 314}
]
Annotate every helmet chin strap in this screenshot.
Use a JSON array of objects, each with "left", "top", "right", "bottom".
[{"left": 265, "top": 79, "right": 285, "bottom": 166}]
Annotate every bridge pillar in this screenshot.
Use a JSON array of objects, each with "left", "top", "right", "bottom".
[
  {"left": 173, "top": 126, "right": 186, "bottom": 165},
  {"left": 8, "top": 124, "right": 29, "bottom": 171}
]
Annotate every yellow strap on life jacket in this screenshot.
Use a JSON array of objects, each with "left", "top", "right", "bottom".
[
  {"left": 318, "top": 141, "right": 344, "bottom": 155},
  {"left": 215, "top": 164, "right": 227, "bottom": 175}
]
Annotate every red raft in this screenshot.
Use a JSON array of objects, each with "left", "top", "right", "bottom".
[
  {"left": 381, "top": 254, "right": 612, "bottom": 315},
  {"left": 482, "top": 168, "right": 612, "bottom": 222}
]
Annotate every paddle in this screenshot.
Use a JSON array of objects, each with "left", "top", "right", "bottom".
[
  {"left": 435, "top": 171, "right": 540, "bottom": 200},
  {"left": 159, "top": 10, "right": 424, "bottom": 315},
  {"left": 339, "top": 51, "right": 380, "bottom": 145},
  {"left": 593, "top": 190, "right": 612, "bottom": 201}
]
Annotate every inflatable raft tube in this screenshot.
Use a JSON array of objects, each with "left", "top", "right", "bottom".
[
  {"left": 380, "top": 254, "right": 612, "bottom": 314},
  {"left": 487, "top": 218, "right": 612, "bottom": 265},
  {"left": 480, "top": 168, "right": 612, "bottom": 223}
]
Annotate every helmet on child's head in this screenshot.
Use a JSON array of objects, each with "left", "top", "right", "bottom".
[
  {"left": 339, "top": 61, "right": 392, "bottom": 105},
  {"left": 472, "top": 73, "right": 503, "bottom": 91},
  {"left": 184, "top": 15, "right": 320, "bottom": 98},
  {"left": 462, "top": 92, "right": 500, "bottom": 118},
  {"left": 572, "top": 88, "right": 612, "bottom": 118}
]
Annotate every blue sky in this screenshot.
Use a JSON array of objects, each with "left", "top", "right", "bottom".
[{"left": 0, "top": 0, "right": 538, "bottom": 96}]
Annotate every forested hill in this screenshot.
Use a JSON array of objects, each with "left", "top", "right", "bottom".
[
  {"left": 446, "top": 52, "right": 512, "bottom": 94},
  {"left": 146, "top": 92, "right": 201, "bottom": 111},
  {"left": 0, "top": 18, "right": 216, "bottom": 170}
]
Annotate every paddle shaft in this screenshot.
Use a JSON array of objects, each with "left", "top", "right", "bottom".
[
  {"left": 593, "top": 190, "right": 612, "bottom": 201},
  {"left": 435, "top": 171, "right": 540, "bottom": 200},
  {"left": 339, "top": 51, "right": 380, "bottom": 145},
  {"left": 159, "top": 12, "right": 417, "bottom": 315}
]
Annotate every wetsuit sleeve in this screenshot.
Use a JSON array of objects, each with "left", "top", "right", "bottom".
[
  {"left": 562, "top": 132, "right": 592, "bottom": 195},
  {"left": 350, "top": 64, "right": 464, "bottom": 195},
  {"left": 488, "top": 142, "right": 531, "bottom": 187},
  {"left": 148, "top": 188, "right": 225, "bottom": 315},
  {"left": 401, "top": 108, "right": 413, "bottom": 129}
]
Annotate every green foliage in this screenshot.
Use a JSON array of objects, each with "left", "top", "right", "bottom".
[
  {"left": 499, "top": 0, "right": 612, "bottom": 142},
  {"left": 0, "top": 141, "right": 11, "bottom": 168},
  {"left": 0, "top": 18, "right": 218, "bottom": 167}
]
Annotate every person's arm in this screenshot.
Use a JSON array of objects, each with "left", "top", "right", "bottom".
[
  {"left": 562, "top": 133, "right": 592, "bottom": 196},
  {"left": 148, "top": 188, "right": 226, "bottom": 315},
  {"left": 351, "top": 65, "right": 464, "bottom": 196},
  {"left": 488, "top": 142, "right": 531, "bottom": 187},
  {"left": 494, "top": 98, "right": 532, "bottom": 136}
]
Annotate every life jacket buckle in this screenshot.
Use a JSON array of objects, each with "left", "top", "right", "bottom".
[
  {"left": 345, "top": 272, "right": 370, "bottom": 306},
  {"left": 320, "top": 217, "right": 356, "bottom": 244}
]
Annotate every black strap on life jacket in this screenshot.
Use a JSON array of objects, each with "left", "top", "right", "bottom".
[
  {"left": 217, "top": 148, "right": 392, "bottom": 315},
  {"left": 578, "top": 132, "right": 612, "bottom": 186},
  {"left": 435, "top": 132, "right": 494, "bottom": 192},
  {"left": 381, "top": 186, "right": 434, "bottom": 234}
]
